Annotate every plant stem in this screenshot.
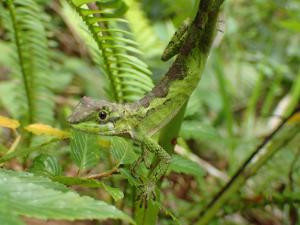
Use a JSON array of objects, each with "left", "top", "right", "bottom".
[
  {"left": 214, "top": 52, "right": 234, "bottom": 139},
  {"left": 87, "top": 166, "right": 120, "bottom": 179},
  {"left": 285, "top": 71, "right": 300, "bottom": 116},
  {"left": 261, "top": 72, "right": 283, "bottom": 117},
  {"left": 159, "top": 102, "right": 187, "bottom": 154},
  {"left": 7, "top": 130, "right": 21, "bottom": 154},
  {"left": 196, "top": 108, "right": 300, "bottom": 225}
]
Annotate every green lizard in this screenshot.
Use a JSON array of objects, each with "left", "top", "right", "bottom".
[
  {"left": 161, "top": 18, "right": 191, "bottom": 62},
  {"left": 68, "top": 0, "right": 224, "bottom": 206}
]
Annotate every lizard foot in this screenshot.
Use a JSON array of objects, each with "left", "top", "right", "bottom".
[
  {"left": 130, "top": 164, "right": 139, "bottom": 179},
  {"left": 136, "top": 180, "right": 157, "bottom": 208}
]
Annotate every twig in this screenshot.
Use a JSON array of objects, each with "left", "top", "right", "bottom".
[
  {"left": 7, "top": 130, "right": 21, "bottom": 154},
  {"left": 87, "top": 166, "right": 120, "bottom": 179}
]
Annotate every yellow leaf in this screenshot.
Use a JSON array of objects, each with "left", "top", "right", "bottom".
[
  {"left": 97, "top": 138, "right": 111, "bottom": 148},
  {"left": 0, "top": 116, "right": 20, "bottom": 129},
  {"left": 25, "top": 124, "right": 70, "bottom": 139},
  {"left": 288, "top": 112, "right": 300, "bottom": 124}
]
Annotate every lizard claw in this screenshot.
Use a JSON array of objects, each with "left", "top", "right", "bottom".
[{"left": 136, "top": 180, "right": 157, "bottom": 208}]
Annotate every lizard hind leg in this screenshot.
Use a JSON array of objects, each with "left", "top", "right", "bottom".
[
  {"left": 161, "top": 18, "right": 191, "bottom": 61},
  {"left": 135, "top": 136, "right": 171, "bottom": 208}
]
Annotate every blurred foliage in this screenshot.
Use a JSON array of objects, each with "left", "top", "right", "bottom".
[{"left": 0, "top": 0, "right": 300, "bottom": 225}]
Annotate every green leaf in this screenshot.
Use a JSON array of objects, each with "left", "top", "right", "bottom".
[
  {"left": 0, "top": 210, "right": 25, "bottom": 225},
  {"left": 64, "top": 0, "right": 153, "bottom": 103},
  {"left": 110, "top": 137, "right": 137, "bottom": 165},
  {"left": 279, "top": 19, "right": 300, "bottom": 32},
  {"left": 0, "top": 169, "right": 134, "bottom": 223},
  {"left": 0, "top": 139, "right": 59, "bottom": 164},
  {"left": 29, "top": 154, "right": 62, "bottom": 176},
  {"left": 0, "top": 144, "right": 8, "bottom": 153},
  {"left": 70, "top": 130, "right": 100, "bottom": 172},
  {"left": 161, "top": 207, "right": 181, "bottom": 225},
  {"left": 169, "top": 155, "right": 204, "bottom": 180},
  {"left": 1, "top": 169, "right": 68, "bottom": 192},
  {"left": 0, "top": 81, "right": 22, "bottom": 119},
  {"left": 181, "top": 121, "right": 221, "bottom": 141},
  {"left": 124, "top": 0, "right": 163, "bottom": 58},
  {"left": 103, "top": 183, "right": 124, "bottom": 201},
  {"left": 119, "top": 168, "right": 139, "bottom": 186},
  {"left": 134, "top": 200, "right": 160, "bottom": 225},
  {"left": 51, "top": 176, "right": 123, "bottom": 201},
  {"left": 1, "top": 0, "right": 55, "bottom": 124}
]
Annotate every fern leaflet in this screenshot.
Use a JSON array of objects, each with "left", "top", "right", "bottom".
[
  {"left": 1, "top": 0, "right": 54, "bottom": 125},
  {"left": 65, "top": 0, "right": 154, "bottom": 103}
]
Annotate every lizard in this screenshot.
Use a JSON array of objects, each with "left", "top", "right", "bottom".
[{"left": 68, "top": 0, "right": 224, "bottom": 206}]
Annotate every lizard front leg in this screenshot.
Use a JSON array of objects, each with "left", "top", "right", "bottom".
[
  {"left": 135, "top": 135, "right": 171, "bottom": 207},
  {"left": 161, "top": 18, "right": 191, "bottom": 61},
  {"left": 130, "top": 145, "right": 151, "bottom": 179}
]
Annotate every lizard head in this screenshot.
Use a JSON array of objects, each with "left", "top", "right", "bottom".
[{"left": 68, "top": 96, "right": 132, "bottom": 136}]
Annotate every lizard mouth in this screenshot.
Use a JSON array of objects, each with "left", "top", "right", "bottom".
[
  {"left": 67, "top": 115, "right": 79, "bottom": 124},
  {"left": 70, "top": 121, "right": 115, "bottom": 135}
]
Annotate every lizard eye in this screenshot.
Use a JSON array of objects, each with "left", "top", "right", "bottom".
[{"left": 98, "top": 110, "right": 108, "bottom": 121}]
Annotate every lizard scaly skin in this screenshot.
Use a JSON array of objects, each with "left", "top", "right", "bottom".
[{"left": 68, "top": 0, "right": 224, "bottom": 206}]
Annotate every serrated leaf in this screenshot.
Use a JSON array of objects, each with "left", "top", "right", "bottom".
[
  {"left": 110, "top": 137, "right": 137, "bottom": 164},
  {"left": 70, "top": 130, "right": 100, "bottom": 171},
  {"left": 169, "top": 155, "right": 204, "bottom": 180},
  {"left": 103, "top": 183, "right": 124, "bottom": 201},
  {"left": 1, "top": 169, "right": 68, "bottom": 192},
  {"left": 29, "top": 154, "right": 62, "bottom": 177},
  {"left": 51, "top": 176, "right": 123, "bottom": 201},
  {"left": 0, "top": 169, "right": 134, "bottom": 223}
]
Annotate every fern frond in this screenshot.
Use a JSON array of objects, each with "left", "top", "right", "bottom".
[
  {"left": 1, "top": 0, "right": 54, "bottom": 125},
  {"left": 65, "top": 0, "right": 154, "bottom": 103},
  {"left": 124, "top": 0, "right": 163, "bottom": 58}
]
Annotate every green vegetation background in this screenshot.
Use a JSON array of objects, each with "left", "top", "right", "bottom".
[{"left": 0, "top": 0, "right": 300, "bottom": 224}]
